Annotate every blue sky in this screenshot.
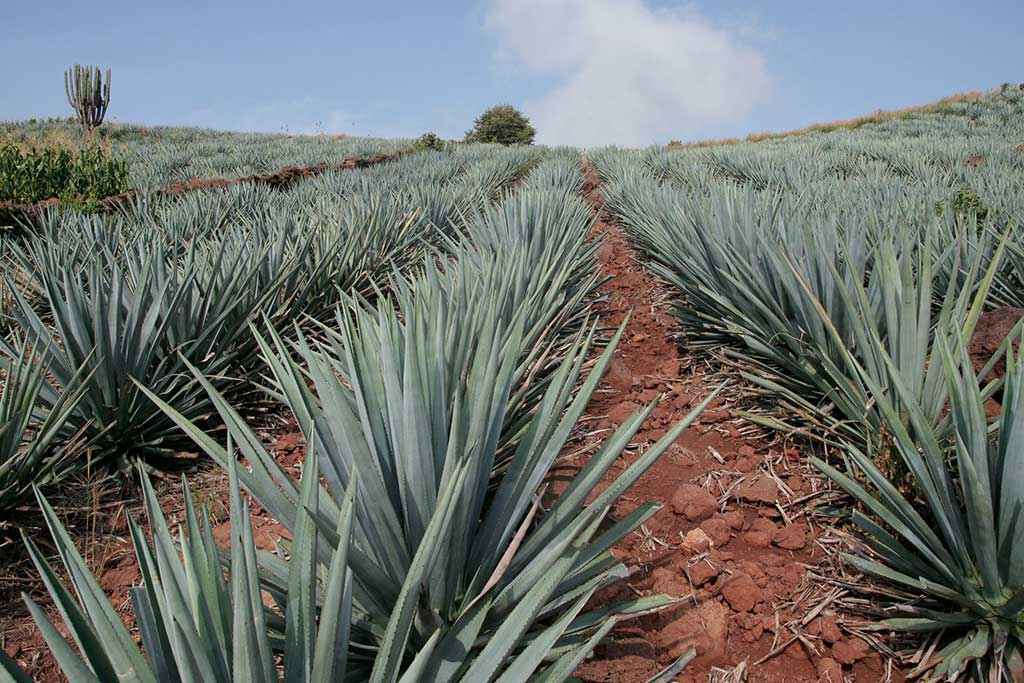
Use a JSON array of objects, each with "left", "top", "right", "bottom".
[{"left": 4, "top": 0, "right": 1023, "bottom": 146}]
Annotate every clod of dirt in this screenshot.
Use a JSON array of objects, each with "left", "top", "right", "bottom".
[
  {"left": 744, "top": 530, "right": 772, "bottom": 547},
  {"left": 688, "top": 561, "right": 720, "bottom": 587},
  {"left": 831, "top": 638, "right": 872, "bottom": 665},
  {"left": 658, "top": 359, "right": 682, "bottom": 377},
  {"left": 817, "top": 614, "right": 844, "bottom": 644},
  {"left": 671, "top": 483, "right": 719, "bottom": 521},
  {"left": 651, "top": 567, "right": 690, "bottom": 598},
  {"left": 602, "top": 357, "right": 640, "bottom": 393},
  {"left": 737, "top": 477, "right": 780, "bottom": 504},
  {"left": 722, "top": 509, "right": 746, "bottom": 530},
  {"left": 816, "top": 657, "right": 845, "bottom": 682},
  {"left": 606, "top": 400, "right": 641, "bottom": 426},
  {"left": 682, "top": 527, "right": 714, "bottom": 554},
  {"left": 655, "top": 600, "right": 730, "bottom": 664},
  {"left": 700, "top": 408, "right": 731, "bottom": 424},
  {"left": 699, "top": 517, "right": 733, "bottom": 547},
  {"left": 576, "top": 653, "right": 661, "bottom": 683},
  {"left": 772, "top": 523, "right": 807, "bottom": 550},
  {"left": 720, "top": 572, "right": 764, "bottom": 612}
]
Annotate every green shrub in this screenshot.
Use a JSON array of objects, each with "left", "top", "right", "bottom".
[
  {"left": 0, "top": 143, "right": 129, "bottom": 209},
  {"left": 935, "top": 186, "right": 990, "bottom": 231},
  {"left": 465, "top": 104, "right": 536, "bottom": 145},
  {"left": 414, "top": 131, "right": 445, "bottom": 151}
]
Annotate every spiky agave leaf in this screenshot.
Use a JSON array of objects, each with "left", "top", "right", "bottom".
[
  {"left": 10, "top": 446, "right": 361, "bottom": 683},
  {"left": 0, "top": 337, "right": 91, "bottom": 517},
  {"left": 814, "top": 334, "right": 1024, "bottom": 682},
  {"left": 3, "top": 236, "right": 215, "bottom": 465},
  {"left": 141, "top": 294, "right": 714, "bottom": 680}
]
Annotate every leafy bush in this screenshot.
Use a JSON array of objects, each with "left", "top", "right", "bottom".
[
  {"left": 936, "top": 186, "right": 989, "bottom": 224},
  {"left": 0, "top": 143, "right": 128, "bottom": 209},
  {"left": 414, "top": 131, "right": 445, "bottom": 152},
  {"left": 465, "top": 105, "right": 536, "bottom": 145}
]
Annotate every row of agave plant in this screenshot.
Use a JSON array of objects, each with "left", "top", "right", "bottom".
[
  {"left": 0, "top": 150, "right": 713, "bottom": 681},
  {"left": 0, "top": 144, "right": 546, "bottom": 517},
  {"left": 590, "top": 100, "right": 1024, "bottom": 683}
]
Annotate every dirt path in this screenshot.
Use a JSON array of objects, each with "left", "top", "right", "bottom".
[{"left": 567, "top": 160, "right": 897, "bottom": 683}]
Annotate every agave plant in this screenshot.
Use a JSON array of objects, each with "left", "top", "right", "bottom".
[
  {"left": 139, "top": 282, "right": 713, "bottom": 680},
  {"left": 3, "top": 236, "right": 218, "bottom": 465},
  {"left": 815, "top": 334, "right": 1024, "bottom": 682},
  {"left": 740, "top": 227, "right": 1005, "bottom": 451},
  {"left": 3, "top": 452, "right": 369, "bottom": 682},
  {"left": 0, "top": 339, "right": 89, "bottom": 517}
]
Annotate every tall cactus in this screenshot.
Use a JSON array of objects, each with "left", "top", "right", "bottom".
[{"left": 64, "top": 64, "right": 111, "bottom": 131}]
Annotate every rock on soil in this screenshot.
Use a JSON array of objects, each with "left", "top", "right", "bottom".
[
  {"left": 720, "top": 572, "right": 764, "bottom": 612},
  {"left": 671, "top": 483, "right": 718, "bottom": 521},
  {"left": 737, "top": 476, "right": 780, "bottom": 504}
]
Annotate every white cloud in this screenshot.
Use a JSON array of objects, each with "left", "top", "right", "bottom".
[{"left": 484, "top": 0, "right": 772, "bottom": 147}]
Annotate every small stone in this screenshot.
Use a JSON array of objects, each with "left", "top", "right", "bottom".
[
  {"left": 688, "top": 561, "right": 720, "bottom": 587},
  {"left": 743, "top": 531, "right": 771, "bottom": 547},
  {"left": 738, "top": 477, "right": 779, "bottom": 504},
  {"left": 699, "top": 517, "right": 733, "bottom": 547},
  {"left": 819, "top": 613, "right": 843, "bottom": 644},
  {"left": 720, "top": 573, "right": 764, "bottom": 612},
  {"left": 722, "top": 509, "right": 746, "bottom": 530},
  {"left": 683, "top": 528, "right": 713, "bottom": 554},
  {"left": 738, "top": 445, "right": 756, "bottom": 457},
  {"left": 831, "top": 638, "right": 871, "bottom": 665},
  {"left": 772, "top": 524, "right": 807, "bottom": 550},
  {"left": 816, "top": 657, "right": 844, "bottom": 682},
  {"left": 701, "top": 408, "right": 731, "bottom": 424},
  {"left": 671, "top": 484, "right": 719, "bottom": 522}
]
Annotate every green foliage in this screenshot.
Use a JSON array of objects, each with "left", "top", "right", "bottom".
[
  {"left": 414, "top": 131, "right": 445, "bottom": 152},
  {"left": 4, "top": 458, "right": 367, "bottom": 683},
  {"left": 0, "top": 143, "right": 128, "bottom": 208},
  {"left": 64, "top": 64, "right": 111, "bottom": 131},
  {"left": 465, "top": 105, "right": 536, "bottom": 146},
  {"left": 0, "top": 339, "right": 89, "bottom": 517},
  {"left": 591, "top": 85, "right": 1024, "bottom": 680},
  {"left": 815, "top": 336, "right": 1024, "bottom": 682},
  {"left": 2, "top": 165, "right": 703, "bottom": 681},
  {"left": 936, "top": 186, "right": 989, "bottom": 224}
]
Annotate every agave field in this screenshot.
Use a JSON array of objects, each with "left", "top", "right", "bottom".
[
  {"left": 0, "top": 119, "right": 409, "bottom": 190},
  {"left": 1, "top": 84, "right": 1024, "bottom": 683}
]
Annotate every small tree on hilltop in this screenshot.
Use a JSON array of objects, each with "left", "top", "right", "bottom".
[{"left": 465, "top": 105, "right": 536, "bottom": 145}]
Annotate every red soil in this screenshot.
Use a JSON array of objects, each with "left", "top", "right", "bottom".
[{"left": 567, "top": 161, "right": 904, "bottom": 682}]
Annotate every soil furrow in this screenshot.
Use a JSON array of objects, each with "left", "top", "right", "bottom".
[{"left": 569, "top": 159, "right": 894, "bottom": 682}]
